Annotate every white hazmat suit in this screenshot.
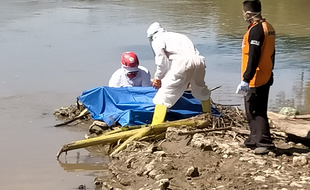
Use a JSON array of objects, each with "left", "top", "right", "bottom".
[
  {"left": 109, "top": 66, "right": 152, "bottom": 87},
  {"left": 150, "top": 30, "right": 210, "bottom": 108}
]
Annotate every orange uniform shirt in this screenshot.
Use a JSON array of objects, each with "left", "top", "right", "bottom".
[{"left": 241, "top": 20, "right": 276, "bottom": 87}]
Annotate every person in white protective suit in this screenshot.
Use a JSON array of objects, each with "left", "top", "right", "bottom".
[
  {"left": 109, "top": 51, "right": 152, "bottom": 87},
  {"left": 147, "top": 22, "right": 211, "bottom": 125}
]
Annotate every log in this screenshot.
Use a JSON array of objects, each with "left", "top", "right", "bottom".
[
  {"left": 269, "top": 119, "right": 310, "bottom": 139},
  {"left": 267, "top": 112, "right": 310, "bottom": 139},
  {"left": 56, "top": 114, "right": 211, "bottom": 159}
]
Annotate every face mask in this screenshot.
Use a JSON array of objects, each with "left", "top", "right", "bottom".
[
  {"left": 243, "top": 11, "right": 261, "bottom": 23},
  {"left": 127, "top": 71, "right": 138, "bottom": 79}
]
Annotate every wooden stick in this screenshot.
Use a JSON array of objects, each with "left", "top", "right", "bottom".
[
  {"left": 178, "top": 127, "right": 232, "bottom": 135},
  {"left": 209, "top": 85, "right": 222, "bottom": 92},
  {"left": 231, "top": 127, "right": 250, "bottom": 136},
  {"left": 232, "top": 127, "right": 288, "bottom": 139},
  {"left": 54, "top": 109, "right": 89, "bottom": 127}
]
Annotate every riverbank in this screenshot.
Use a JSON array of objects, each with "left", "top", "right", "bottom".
[
  {"left": 54, "top": 105, "right": 310, "bottom": 190},
  {"left": 94, "top": 123, "right": 310, "bottom": 190}
]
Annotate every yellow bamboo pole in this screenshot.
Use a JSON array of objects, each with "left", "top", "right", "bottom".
[
  {"left": 109, "top": 126, "right": 153, "bottom": 157},
  {"left": 139, "top": 132, "right": 166, "bottom": 141},
  {"left": 56, "top": 115, "right": 210, "bottom": 159},
  {"left": 56, "top": 127, "right": 143, "bottom": 159},
  {"left": 102, "top": 125, "right": 145, "bottom": 136}
]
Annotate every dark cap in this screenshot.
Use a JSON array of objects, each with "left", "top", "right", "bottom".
[{"left": 243, "top": 0, "right": 261, "bottom": 12}]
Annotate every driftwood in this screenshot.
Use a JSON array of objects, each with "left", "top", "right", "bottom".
[{"left": 268, "top": 111, "right": 310, "bottom": 139}]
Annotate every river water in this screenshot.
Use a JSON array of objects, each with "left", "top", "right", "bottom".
[{"left": 0, "top": 0, "right": 309, "bottom": 189}]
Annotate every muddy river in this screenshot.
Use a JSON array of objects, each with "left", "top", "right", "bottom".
[{"left": 0, "top": 0, "right": 309, "bottom": 189}]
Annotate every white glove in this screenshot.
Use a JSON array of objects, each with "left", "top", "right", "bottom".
[{"left": 235, "top": 81, "right": 249, "bottom": 96}]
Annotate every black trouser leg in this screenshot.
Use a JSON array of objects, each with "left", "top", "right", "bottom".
[{"left": 244, "top": 83, "right": 274, "bottom": 148}]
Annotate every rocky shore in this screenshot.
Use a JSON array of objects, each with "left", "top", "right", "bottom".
[
  {"left": 93, "top": 127, "right": 310, "bottom": 190},
  {"left": 54, "top": 105, "right": 310, "bottom": 190}
]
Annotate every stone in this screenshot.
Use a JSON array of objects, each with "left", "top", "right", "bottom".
[
  {"left": 292, "top": 156, "right": 308, "bottom": 166},
  {"left": 165, "top": 127, "right": 189, "bottom": 141},
  {"left": 239, "top": 157, "right": 251, "bottom": 162},
  {"left": 136, "top": 170, "right": 144, "bottom": 176},
  {"left": 161, "top": 163, "right": 174, "bottom": 172},
  {"left": 116, "top": 174, "right": 132, "bottom": 186},
  {"left": 185, "top": 166, "right": 199, "bottom": 177},
  {"left": 254, "top": 176, "right": 266, "bottom": 182},
  {"left": 289, "top": 181, "right": 303, "bottom": 187},
  {"left": 215, "top": 174, "right": 222, "bottom": 180},
  {"left": 144, "top": 161, "right": 155, "bottom": 173},
  {"left": 191, "top": 134, "right": 213, "bottom": 151},
  {"left": 149, "top": 170, "right": 160, "bottom": 179},
  {"left": 300, "top": 176, "right": 310, "bottom": 181},
  {"left": 125, "top": 157, "right": 135, "bottom": 168},
  {"left": 279, "top": 107, "right": 299, "bottom": 116},
  {"left": 158, "top": 179, "right": 170, "bottom": 190},
  {"left": 154, "top": 151, "right": 167, "bottom": 157},
  {"left": 268, "top": 151, "right": 276, "bottom": 157},
  {"left": 102, "top": 182, "right": 114, "bottom": 190},
  {"left": 255, "top": 159, "right": 267, "bottom": 165},
  {"left": 154, "top": 174, "right": 164, "bottom": 180}
]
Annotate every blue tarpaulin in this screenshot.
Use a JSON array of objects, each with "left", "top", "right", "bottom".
[{"left": 78, "top": 86, "right": 220, "bottom": 126}]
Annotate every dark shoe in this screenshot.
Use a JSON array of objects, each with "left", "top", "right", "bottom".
[
  {"left": 239, "top": 142, "right": 256, "bottom": 149},
  {"left": 254, "top": 147, "right": 274, "bottom": 155}
]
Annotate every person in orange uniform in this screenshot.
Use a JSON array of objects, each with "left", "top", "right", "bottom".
[{"left": 236, "top": 0, "right": 276, "bottom": 155}]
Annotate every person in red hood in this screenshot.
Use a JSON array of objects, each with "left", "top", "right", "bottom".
[{"left": 109, "top": 51, "right": 152, "bottom": 87}]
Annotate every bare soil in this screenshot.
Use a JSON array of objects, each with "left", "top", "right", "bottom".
[{"left": 93, "top": 125, "right": 310, "bottom": 190}]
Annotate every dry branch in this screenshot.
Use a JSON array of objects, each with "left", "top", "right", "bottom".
[
  {"left": 178, "top": 127, "right": 232, "bottom": 135},
  {"left": 54, "top": 109, "right": 89, "bottom": 127}
]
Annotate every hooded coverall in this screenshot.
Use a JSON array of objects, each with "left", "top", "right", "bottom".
[
  {"left": 241, "top": 19, "right": 276, "bottom": 148},
  {"left": 109, "top": 66, "right": 152, "bottom": 87},
  {"left": 151, "top": 31, "right": 210, "bottom": 108}
]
